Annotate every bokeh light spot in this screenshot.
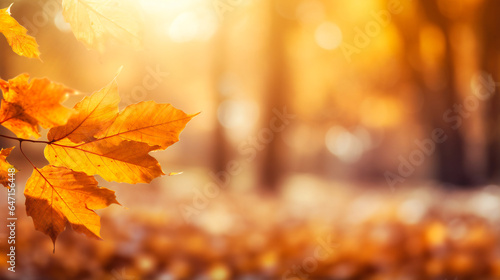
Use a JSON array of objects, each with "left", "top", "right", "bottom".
[{"left": 315, "top": 22, "right": 342, "bottom": 50}]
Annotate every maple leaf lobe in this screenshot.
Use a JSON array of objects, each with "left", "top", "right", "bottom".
[
  {"left": 0, "top": 4, "right": 40, "bottom": 58},
  {"left": 0, "top": 74, "right": 74, "bottom": 139},
  {"left": 24, "top": 166, "right": 119, "bottom": 245}
]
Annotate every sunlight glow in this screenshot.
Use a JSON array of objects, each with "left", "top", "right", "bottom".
[
  {"left": 325, "top": 126, "right": 363, "bottom": 163},
  {"left": 168, "top": 12, "right": 199, "bottom": 42},
  {"left": 140, "top": 0, "right": 196, "bottom": 13},
  {"left": 217, "top": 99, "right": 259, "bottom": 132},
  {"left": 398, "top": 199, "right": 426, "bottom": 225},
  {"left": 315, "top": 22, "right": 343, "bottom": 50},
  {"left": 167, "top": 9, "right": 218, "bottom": 42}
]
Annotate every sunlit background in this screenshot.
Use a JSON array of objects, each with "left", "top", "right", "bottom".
[{"left": 2, "top": 0, "right": 500, "bottom": 279}]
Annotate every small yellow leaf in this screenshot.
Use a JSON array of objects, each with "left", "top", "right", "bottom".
[{"left": 0, "top": 4, "right": 40, "bottom": 58}]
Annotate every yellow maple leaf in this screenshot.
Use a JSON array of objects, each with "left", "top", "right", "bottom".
[
  {"left": 24, "top": 165, "right": 119, "bottom": 246},
  {"left": 0, "top": 4, "right": 40, "bottom": 58},
  {"left": 0, "top": 74, "right": 74, "bottom": 139},
  {"left": 0, "top": 147, "right": 16, "bottom": 188},
  {"left": 45, "top": 75, "right": 196, "bottom": 183},
  {"left": 62, "top": 0, "right": 144, "bottom": 51}
]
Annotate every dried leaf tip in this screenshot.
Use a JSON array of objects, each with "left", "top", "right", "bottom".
[{"left": 6, "top": 3, "right": 12, "bottom": 15}]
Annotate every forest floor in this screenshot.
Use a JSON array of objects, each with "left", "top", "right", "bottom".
[{"left": 1, "top": 173, "right": 500, "bottom": 280}]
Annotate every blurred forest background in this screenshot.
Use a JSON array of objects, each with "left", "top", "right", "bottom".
[
  {"left": 1, "top": 0, "right": 500, "bottom": 189},
  {"left": 2, "top": 0, "right": 500, "bottom": 279}
]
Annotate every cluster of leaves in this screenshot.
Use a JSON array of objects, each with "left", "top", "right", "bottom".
[{"left": 0, "top": 1, "right": 196, "bottom": 248}]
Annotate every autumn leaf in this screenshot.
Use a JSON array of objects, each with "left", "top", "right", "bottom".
[
  {"left": 47, "top": 74, "right": 119, "bottom": 143},
  {"left": 45, "top": 138, "right": 165, "bottom": 184},
  {"left": 0, "top": 147, "right": 16, "bottom": 188},
  {"left": 24, "top": 165, "right": 119, "bottom": 245},
  {"left": 0, "top": 74, "right": 74, "bottom": 139},
  {"left": 0, "top": 70, "right": 196, "bottom": 247},
  {"left": 0, "top": 4, "right": 40, "bottom": 58},
  {"left": 44, "top": 75, "right": 197, "bottom": 184},
  {"left": 101, "top": 101, "right": 197, "bottom": 150},
  {"left": 62, "top": 0, "right": 144, "bottom": 51}
]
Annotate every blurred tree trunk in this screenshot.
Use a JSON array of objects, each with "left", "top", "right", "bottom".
[
  {"left": 478, "top": 0, "right": 500, "bottom": 182},
  {"left": 393, "top": 1, "right": 473, "bottom": 186},
  {"left": 212, "top": 21, "right": 230, "bottom": 174},
  {"left": 420, "top": 0, "right": 472, "bottom": 185},
  {"left": 260, "top": 3, "right": 292, "bottom": 192}
]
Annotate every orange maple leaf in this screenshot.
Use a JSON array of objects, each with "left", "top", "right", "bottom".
[
  {"left": 45, "top": 138, "right": 165, "bottom": 184},
  {"left": 0, "top": 147, "right": 16, "bottom": 188},
  {"left": 0, "top": 74, "right": 74, "bottom": 139},
  {"left": 0, "top": 71, "right": 196, "bottom": 248},
  {"left": 0, "top": 4, "right": 40, "bottom": 58},
  {"left": 62, "top": 0, "right": 144, "bottom": 51},
  {"left": 24, "top": 165, "right": 119, "bottom": 247},
  {"left": 44, "top": 75, "right": 197, "bottom": 184}
]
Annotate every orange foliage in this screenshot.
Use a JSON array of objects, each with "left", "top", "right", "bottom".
[
  {"left": 0, "top": 147, "right": 15, "bottom": 188},
  {"left": 0, "top": 74, "right": 74, "bottom": 139},
  {"left": 0, "top": 4, "right": 40, "bottom": 58}
]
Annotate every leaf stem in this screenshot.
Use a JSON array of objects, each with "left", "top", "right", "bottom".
[{"left": 0, "top": 134, "right": 50, "bottom": 144}]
